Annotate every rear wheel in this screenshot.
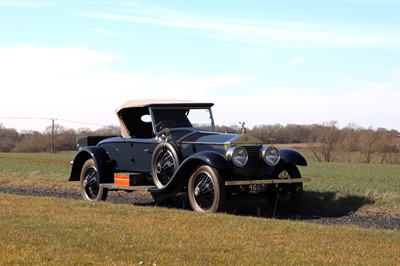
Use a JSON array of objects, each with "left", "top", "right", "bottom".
[
  {"left": 80, "top": 159, "right": 108, "bottom": 202},
  {"left": 269, "top": 164, "right": 303, "bottom": 214},
  {"left": 188, "top": 165, "right": 225, "bottom": 213}
]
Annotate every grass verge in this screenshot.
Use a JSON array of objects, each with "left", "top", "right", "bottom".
[{"left": 1, "top": 193, "right": 399, "bottom": 265}]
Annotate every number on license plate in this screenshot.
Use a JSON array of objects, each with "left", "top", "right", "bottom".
[{"left": 248, "top": 184, "right": 267, "bottom": 191}]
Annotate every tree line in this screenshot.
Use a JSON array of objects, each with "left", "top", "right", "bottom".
[
  {"left": 1, "top": 121, "right": 399, "bottom": 164},
  {"left": 0, "top": 123, "right": 120, "bottom": 153},
  {"left": 217, "top": 121, "right": 400, "bottom": 164}
]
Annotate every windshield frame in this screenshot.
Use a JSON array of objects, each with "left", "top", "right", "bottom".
[{"left": 149, "top": 106, "right": 216, "bottom": 133}]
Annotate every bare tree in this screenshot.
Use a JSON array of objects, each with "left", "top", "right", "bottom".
[
  {"left": 0, "top": 123, "right": 19, "bottom": 152},
  {"left": 284, "top": 124, "right": 313, "bottom": 143},
  {"left": 250, "top": 125, "right": 266, "bottom": 143},
  {"left": 340, "top": 123, "right": 360, "bottom": 162},
  {"left": 375, "top": 129, "right": 399, "bottom": 164},
  {"left": 216, "top": 125, "right": 241, "bottom": 134},
  {"left": 358, "top": 127, "right": 379, "bottom": 164},
  {"left": 11, "top": 132, "right": 48, "bottom": 152},
  {"left": 43, "top": 124, "right": 77, "bottom": 153},
  {"left": 93, "top": 125, "right": 120, "bottom": 136},
  {"left": 307, "top": 121, "right": 342, "bottom": 162}
]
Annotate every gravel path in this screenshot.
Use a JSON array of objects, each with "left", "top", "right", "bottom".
[{"left": 1, "top": 184, "right": 399, "bottom": 231}]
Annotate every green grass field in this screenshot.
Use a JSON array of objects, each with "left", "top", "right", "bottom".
[
  {"left": 1, "top": 152, "right": 400, "bottom": 265},
  {"left": 301, "top": 162, "right": 400, "bottom": 215},
  {"left": 1, "top": 152, "right": 399, "bottom": 215}
]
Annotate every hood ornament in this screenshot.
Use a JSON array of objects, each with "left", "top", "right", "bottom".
[{"left": 239, "top": 122, "right": 246, "bottom": 134}]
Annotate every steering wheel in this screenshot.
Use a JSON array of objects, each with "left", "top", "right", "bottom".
[{"left": 155, "top": 120, "right": 176, "bottom": 132}]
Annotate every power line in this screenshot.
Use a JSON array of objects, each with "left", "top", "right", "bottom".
[
  {"left": 57, "top": 119, "right": 106, "bottom": 127},
  {"left": 0, "top": 117, "right": 52, "bottom": 120},
  {"left": 0, "top": 117, "right": 107, "bottom": 127}
]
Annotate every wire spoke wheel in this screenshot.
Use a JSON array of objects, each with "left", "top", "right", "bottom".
[
  {"left": 83, "top": 167, "right": 99, "bottom": 199},
  {"left": 278, "top": 169, "right": 290, "bottom": 179},
  {"left": 269, "top": 164, "right": 303, "bottom": 214},
  {"left": 188, "top": 165, "right": 225, "bottom": 213},
  {"left": 79, "top": 159, "right": 108, "bottom": 201},
  {"left": 193, "top": 172, "right": 215, "bottom": 209},
  {"left": 156, "top": 150, "right": 176, "bottom": 185},
  {"left": 151, "top": 142, "right": 182, "bottom": 189}
]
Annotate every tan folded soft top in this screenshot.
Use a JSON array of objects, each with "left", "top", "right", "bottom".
[
  {"left": 115, "top": 99, "right": 214, "bottom": 138},
  {"left": 115, "top": 99, "right": 214, "bottom": 114}
]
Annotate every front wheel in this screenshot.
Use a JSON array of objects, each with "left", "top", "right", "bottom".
[
  {"left": 188, "top": 165, "right": 225, "bottom": 213},
  {"left": 268, "top": 164, "right": 303, "bottom": 214},
  {"left": 80, "top": 159, "right": 108, "bottom": 202}
]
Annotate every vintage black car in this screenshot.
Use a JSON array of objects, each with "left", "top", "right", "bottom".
[{"left": 69, "top": 100, "right": 309, "bottom": 213}]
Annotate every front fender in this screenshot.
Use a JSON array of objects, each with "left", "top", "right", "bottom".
[
  {"left": 69, "top": 146, "right": 114, "bottom": 183},
  {"left": 279, "top": 148, "right": 307, "bottom": 166},
  {"left": 181, "top": 150, "right": 231, "bottom": 171},
  {"left": 149, "top": 151, "right": 230, "bottom": 199}
]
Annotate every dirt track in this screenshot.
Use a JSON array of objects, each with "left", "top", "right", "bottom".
[{"left": 1, "top": 184, "right": 399, "bottom": 230}]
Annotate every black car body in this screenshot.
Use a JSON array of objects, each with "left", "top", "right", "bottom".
[{"left": 69, "top": 100, "right": 308, "bottom": 213}]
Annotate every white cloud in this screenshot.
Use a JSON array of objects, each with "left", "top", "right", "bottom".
[
  {"left": 76, "top": 3, "right": 400, "bottom": 49},
  {"left": 0, "top": 46, "right": 250, "bottom": 132},
  {"left": 1, "top": 46, "right": 399, "bottom": 132},
  {"left": 337, "top": 0, "right": 400, "bottom": 5},
  {"left": 289, "top": 56, "right": 305, "bottom": 66},
  {"left": 87, "top": 27, "right": 122, "bottom": 37},
  {"left": 0, "top": 1, "right": 54, "bottom": 8},
  {"left": 214, "top": 83, "right": 400, "bottom": 130},
  {"left": 0, "top": 46, "right": 117, "bottom": 131},
  {"left": 0, "top": 46, "right": 116, "bottom": 76}
]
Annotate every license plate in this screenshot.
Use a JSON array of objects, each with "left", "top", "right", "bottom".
[{"left": 248, "top": 184, "right": 267, "bottom": 192}]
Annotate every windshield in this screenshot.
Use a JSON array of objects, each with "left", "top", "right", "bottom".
[{"left": 151, "top": 107, "right": 215, "bottom": 132}]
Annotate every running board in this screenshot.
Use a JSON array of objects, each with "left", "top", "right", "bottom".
[
  {"left": 99, "top": 183, "right": 156, "bottom": 191},
  {"left": 225, "top": 178, "right": 310, "bottom": 186},
  {"left": 100, "top": 178, "right": 310, "bottom": 190}
]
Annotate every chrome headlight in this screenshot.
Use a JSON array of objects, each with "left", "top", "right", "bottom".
[
  {"left": 226, "top": 146, "right": 248, "bottom": 167},
  {"left": 260, "top": 146, "right": 280, "bottom": 166}
]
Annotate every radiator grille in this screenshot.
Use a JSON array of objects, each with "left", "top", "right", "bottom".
[{"left": 232, "top": 146, "right": 267, "bottom": 178}]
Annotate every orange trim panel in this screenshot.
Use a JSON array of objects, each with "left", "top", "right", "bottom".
[{"left": 114, "top": 173, "right": 142, "bottom": 186}]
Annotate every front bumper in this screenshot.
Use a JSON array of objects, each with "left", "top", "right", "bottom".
[{"left": 225, "top": 178, "right": 310, "bottom": 186}]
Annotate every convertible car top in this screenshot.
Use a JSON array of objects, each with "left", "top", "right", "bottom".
[{"left": 115, "top": 99, "right": 214, "bottom": 138}]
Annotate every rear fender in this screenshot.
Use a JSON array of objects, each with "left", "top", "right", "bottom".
[
  {"left": 69, "top": 146, "right": 114, "bottom": 183},
  {"left": 149, "top": 151, "right": 230, "bottom": 199},
  {"left": 279, "top": 148, "right": 307, "bottom": 166}
]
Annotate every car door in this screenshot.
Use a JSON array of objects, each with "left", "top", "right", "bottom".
[{"left": 130, "top": 138, "right": 159, "bottom": 173}]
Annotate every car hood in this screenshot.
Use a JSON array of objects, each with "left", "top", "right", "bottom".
[{"left": 177, "top": 130, "right": 263, "bottom": 147}]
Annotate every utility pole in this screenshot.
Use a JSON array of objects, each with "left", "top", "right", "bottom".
[
  {"left": 269, "top": 137, "right": 276, "bottom": 145},
  {"left": 51, "top": 118, "right": 55, "bottom": 153}
]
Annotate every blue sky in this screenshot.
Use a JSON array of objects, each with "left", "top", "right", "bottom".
[{"left": 1, "top": 0, "right": 399, "bottom": 132}]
